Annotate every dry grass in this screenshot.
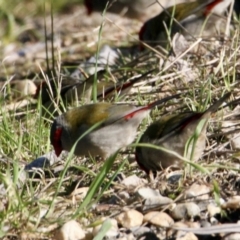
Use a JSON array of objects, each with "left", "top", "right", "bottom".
[{"left": 0, "top": 1, "right": 240, "bottom": 239}]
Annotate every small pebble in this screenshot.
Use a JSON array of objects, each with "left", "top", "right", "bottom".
[
  {"left": 54, "top": 220, "right": 85, "bottom": 240},
  {"left": 116, "top": 209, "right": 143, "bottom": 228},
  {"left": 171, "top": 202, "right": 200, "bottom": 220},
  {"left": 143, "top": 211, "right": 174, "bottom": 227}
]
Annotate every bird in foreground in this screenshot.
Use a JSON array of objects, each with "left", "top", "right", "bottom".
[
  {"left": 135, "top": 92, "right": 231, "bottom": 174},
  {"left": 139, "top": 0, "right": 233, "bottom": 49},
  {"left": 50, "top": 94, "right": 180, "bottom": 158}
]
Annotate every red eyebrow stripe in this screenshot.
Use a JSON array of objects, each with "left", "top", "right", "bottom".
[
  {"left": 54, "top": 127, "right": 62, "bottom": 141},
  {"left": 53, "top": 127, "right": 63, "bottom": 157},
  {"left": 204, "top": 0, "right": 222, "bottom": 16}
]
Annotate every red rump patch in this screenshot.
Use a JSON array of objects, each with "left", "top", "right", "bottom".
[
  {"left": 124, "top": 106, "right": 148, "bottom": 121},
  {"left": 179, "top": 113, "right": 204, "bottom": 131},
  {"left": 204, "top": 0, "right": 222, "bottom": 16},
  {"left": 124, "top": 112, "right": 136, "bottom": 121},
  {"left": 98, "top": 81, "right": 134, "bottom": 99},
  {"left": 53, "top": 127, "right": 63, "bottom": 157}
]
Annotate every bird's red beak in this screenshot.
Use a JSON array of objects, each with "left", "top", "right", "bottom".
[
  {"left": 84, "top": 0, "right": 93, "bottom": 15},
  {"left": 53, "top": 127, "right": 63, "bottom": 157},
  {"left": 139, "top": 25, "right": 146, "bottom": 51}
]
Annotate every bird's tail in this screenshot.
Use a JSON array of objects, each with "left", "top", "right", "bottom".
[
  {"left": 205, "top": 92, "right": 231, "bottom": 114},
  {"left": 147, "top": 93, "right": 182, "bottom": 109}
]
